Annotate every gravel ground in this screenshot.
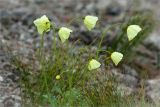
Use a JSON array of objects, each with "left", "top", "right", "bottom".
[{"left": 0, "top": 0, "right": 160, "bottom": 106}]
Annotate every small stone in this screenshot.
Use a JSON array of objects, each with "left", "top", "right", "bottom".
[
  {"left": 146, "top": 79, "right": 160, "bottom": 104},
  {"left": 144, "top": 31, "right": 160, "bottom": 50},
  {"left": 112, "top": 69, "right": 138, "bottom": 87},
  {"left": 0, "top": 76, "right": 3, "bottom": 82},
  {"left": 105, "top": 5, "right": 122, "bottom": 16},
  {"left": 0, "top": 103, "right": 4, "bottom": 107},
  {"left": 117, "top": 84, "right": 134, "bottom": 96},
  {"left": 85, "top": 3, "right": 97, "bottom": 13},
  {"left": 122, "top": 65, "right": 138, "bottom": 77},
  {"left": 96, "top": 0, "right": 111, "bottom": 10},
  {"left": 34, "top": 0, "right": 46, "bottom": 4},
  {"left": 11, "top": 95, "right": 21, "bottom": 101},
  {"left": 4, "top": 99, "right": 14, "bottom": 107}
]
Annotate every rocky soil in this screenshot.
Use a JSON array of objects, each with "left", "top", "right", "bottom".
[{"left": 0, "top": 0, "right": 160, "bottom": 106}]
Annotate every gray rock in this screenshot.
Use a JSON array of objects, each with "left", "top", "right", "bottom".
[
  {"left": 0, "top": 50, "right": 21, "bottom": 106},
  {"left": 112, "top": 69, "right": 138, "bottom": 88},
  {"left": 117, "top": 84, "right": 134, "bottom": 96},
  {"left": 0, "top": 102, "right": 4, "bottom": 107},
  {"left": 0, "top": 0, "right": 21, "bottom": 9},
  {"left": 33, "top": 0, "right": 47, "bottom": 4},
  {"left": 96, "top": 0, "right": 111, "bottom": 11},
  {"left": 96, "top": 0, "right": 127, "bottom": 11},
  {"left": 0, "top": 10, "right": 12, "bottom": 25},
  {"left": 122, "top": 65, "right": 138, "bottom": 78},
  {"left": 146, "top": 79, "right": 160, "bottom": 104},
  {"left": 105, "top": 5, "right": 122, "bottom": 16},
  {"left": 144, "top": 31, "right": 160, "bottom": 50},
  {"left": 0, "top": 76, "right": 3, "bottom": 82},
  {"left": 3, "top": 98, "right": 21, "bottom": 107},
  {"left": 85, "top": 2, "right": 97, "bottom": 14},
  {"left": 110, "top": 69, "right": 137, "bottom": 96}
]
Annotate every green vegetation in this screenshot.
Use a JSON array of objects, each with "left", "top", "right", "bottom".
[
  {"left": 112, "top": 11, "right": 154, "bottom": 62},
  {"left": 11, "top": 12, "right": 156, "bottom": 107}
]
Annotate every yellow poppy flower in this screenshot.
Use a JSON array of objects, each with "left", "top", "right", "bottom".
[
  {"left": 33, "top": 15, "right": 51, "bottom": 34},
  {"left": 84, "top": 15, "right": 98, "bottom": 31},
  {"left": 127, "top": 25, "right": 142, "bottom": 41},
  {"left": 88, "top": 59, "right": 101, "bottom": 70},
  {"left": 111, "top": 52, "right": 123, "bottom": 66},
  {"left": 58, "top": 27, "right": 72, "bottom": 43}
]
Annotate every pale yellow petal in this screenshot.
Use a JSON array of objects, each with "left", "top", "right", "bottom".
[
  {"left": 88, "top": 59, "right": 101, "bottom": 70},
  {"left": 33, "top": 15, "right": 51, "bottom": 34},
  {"left": 127, "top": 25, "right": 142, "bottom": 41},
  {"left": 111, "top": 52, "right": 123, "bottom": 66},
  {"left": 58, "top": 27, "right": 72, "bottom": 43},
  {"left": 84, "top": 15, "right": 98, "bottom": 31}
]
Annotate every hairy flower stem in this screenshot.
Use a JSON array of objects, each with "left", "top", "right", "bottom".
[
  {"left": 40, "top": 33, "right": 44, "bottom": 65},
  {"left": 96, "top": 23, "right": 122, "bottom": 59},
  {"left": 51, "top": 23, "right": 57, "bottom": 53},
  {"left": 66, "top": 16, "right": 84, "bottom": 27},
  {"left": 39, "top": 33, "right": 54, "bottom": 106}
]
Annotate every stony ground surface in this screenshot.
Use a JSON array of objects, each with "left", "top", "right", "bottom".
[{"left": 0, "top": 0, "right": 160, "bottom": 106}]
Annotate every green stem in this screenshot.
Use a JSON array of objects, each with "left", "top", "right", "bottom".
[
  {"left": 43, "top": 70, "right": 54, "bottom": 106},
  {"left": 39, "top": 33, "right": 45, "bottom": 103},
  {"left": 96, "top": 23, "right": 122, "bottom": 59},
  {"left": 66, "top": 16, "right": 84, "bottom": 27},
  {"left": 69, "top": 74, "right": 73, "bottom": 89},
  {"left": 112, "top": 23, "right": 127, "bottom": 50},
  {"left": 97, "top": 50, "right": 111, "bottom": 55},
  {"left": 47, "top": 23, "right": 57, "bottom": 71},
  {"left": 40, "top": 33, "right": 44, "bottom": 65},
  {"left": 39, "top": 33, "right": 54, "bottom": 106},
  {"left": 52, "top": 23, "right": 57, "bottom": 53}
]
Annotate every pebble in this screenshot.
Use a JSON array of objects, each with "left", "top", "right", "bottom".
[
  {"left": 0, "top": 76, "right": 3, "bottom": 82},
  {"left": 117, "top": 84, "right": 133, "bottom": 96},
  {"left": 144, "top": 31, "right": 160, "bottom": 50},
  {"left": 146, "top": 79, "right": 160, "bottom": 104},
  {"left": 111, "top": 69, "right": 138, "bottom": 88},
  {"left": 0, "top": 103, "right": 4, "bottom": 107},
  {"left": 105, "top": 5, "right": 122, "bottom": 16},
  {"left": 122, "top": 65, "right": 138, "bottom": 78}
]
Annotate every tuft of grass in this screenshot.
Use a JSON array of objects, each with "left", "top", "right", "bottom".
[
  {"left": 12, "top": 46, "right": 159, "bottom": 107},
  {"left": 12, "top": 43, "right": 96, "bottom": 106}
]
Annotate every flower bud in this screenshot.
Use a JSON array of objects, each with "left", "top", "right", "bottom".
[{"left": 56, "top": 75, "right": 61, "bottom": 80}]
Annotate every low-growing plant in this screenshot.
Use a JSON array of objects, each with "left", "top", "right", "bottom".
[
  {"left": 112, "top": 11, "right": 154, "bottom": 62},
  {"left": 11, "top": 13, "right": 155, "bottom": 107}
]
